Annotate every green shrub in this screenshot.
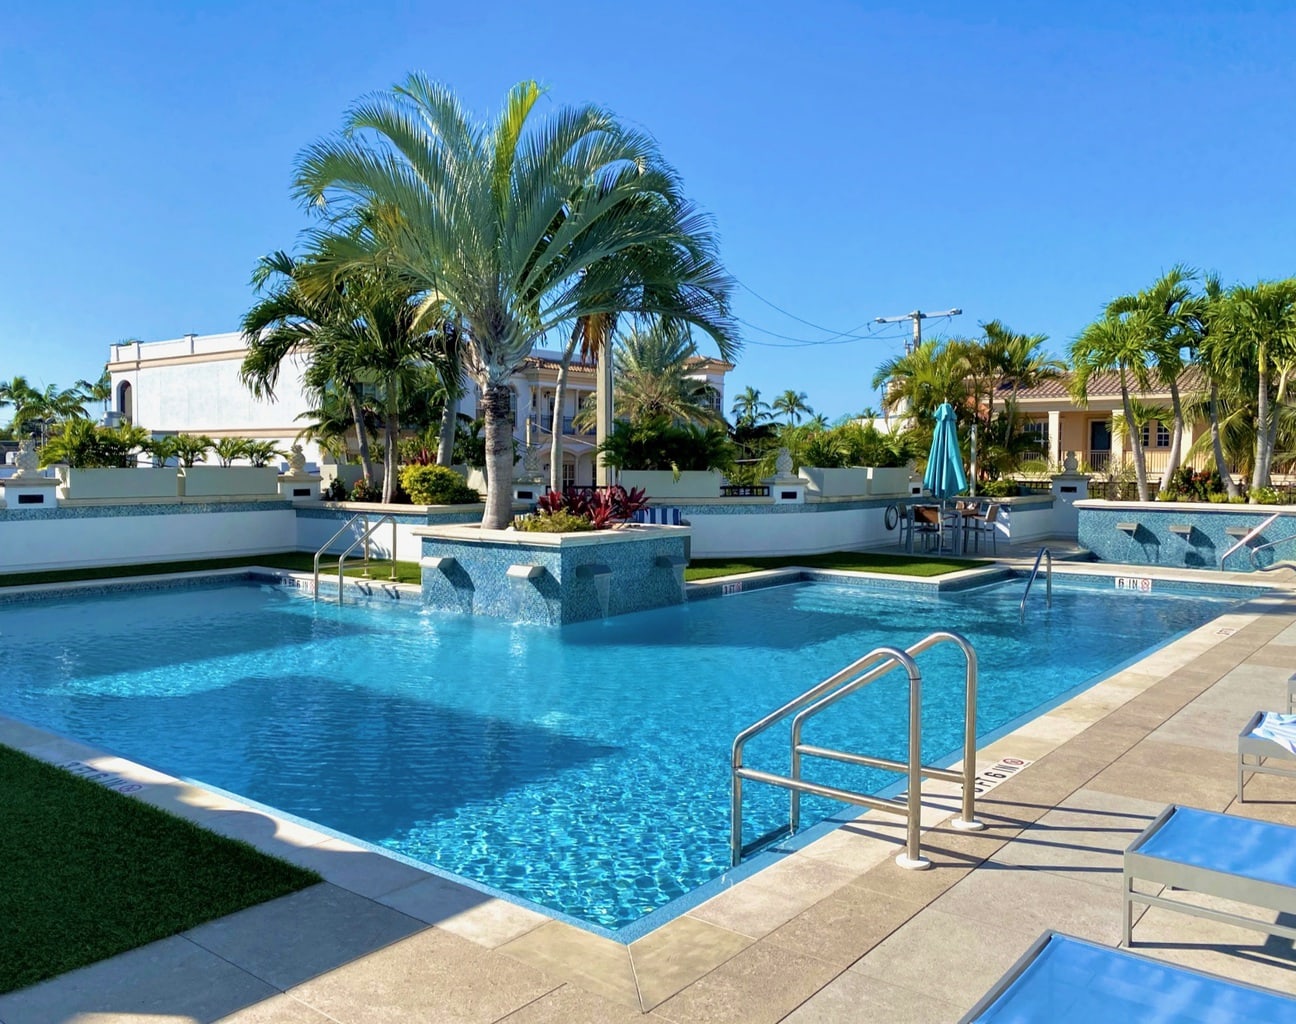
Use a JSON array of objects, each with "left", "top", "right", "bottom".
[
  {"left": 154, "top": 433, "right": 213, "bottom": 467},
  {"left": 515, "top": 509, "right": 594, "bottom": 532},
  {"left": 241, "top": 440, "right": 283, "bottom": 468},
  {"left": 597, "top": 418, "right": 734, "bottom": 472},
  {"left": 38, "top": 420, "right": 152, "bottom": 469},
  {"left": 322, "top": 477, "right": 349, "bottom": 502},
  {"left": 978, "top": 478, "right": 1018, "bottom": 498},
  {"left": 349, "top": 477, "right": 381, "bottom": 502},
  {"left": 212, "top": 438, "right": 250, "bottom": 467},
  {"left": 1160, "top": 467, "right": 1225, "bottom": 503},
  {"left": 399, "top": 464, "right": 479, "bottom": 505}
]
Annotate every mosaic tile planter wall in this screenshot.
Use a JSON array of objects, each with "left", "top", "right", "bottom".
[
  {"left": 414, "top": 523, "right": 690, "bottom": 625},
  {"left": 1077, "top": 500, "right": 1296, "bottom": 570}
]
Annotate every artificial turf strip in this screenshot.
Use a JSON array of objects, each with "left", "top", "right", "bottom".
[
  {"left": 0, "top": 551, "right": 422, "bottom": 588},
  {"left": 684, "top": 551, "right": 988, "bottom": 581},
  {"left": 0, "top": 745, "right": 320, "bottom": 994}
]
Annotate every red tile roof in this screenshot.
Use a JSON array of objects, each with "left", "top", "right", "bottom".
[{"left": 1013, "top": 366, "right": 1206, "bottom": 401}]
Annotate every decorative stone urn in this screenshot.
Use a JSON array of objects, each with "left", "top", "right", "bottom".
[{"left": 11, "top": 439, "right": 38, "bottom": 479}]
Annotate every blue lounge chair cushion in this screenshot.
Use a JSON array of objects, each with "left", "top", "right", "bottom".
[
  {"left": 1138, "top": 806, "right": 1296, "bottom": 890},
  {"left": 968, "top": 933, "right": 1296, "bottom": 1022}
]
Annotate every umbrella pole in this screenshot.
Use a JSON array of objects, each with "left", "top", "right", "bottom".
[{"left": 970, "top": 423, "right": 977, "bottom": 497}]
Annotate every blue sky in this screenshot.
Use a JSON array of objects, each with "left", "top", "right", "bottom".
[{"left": 3, "top": 1, "right": 1294, "bottom": 419}]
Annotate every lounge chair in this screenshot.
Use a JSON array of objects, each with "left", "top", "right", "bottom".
[
  {"left": 960, "top": 931, "right": 1296, "bottom": 1022},
  {"left": 1123, "top": 804, "right": 1296, "bottom": 946},
  {"left": 1238, "top": 711, "right": 1296, "bottom": 801}
]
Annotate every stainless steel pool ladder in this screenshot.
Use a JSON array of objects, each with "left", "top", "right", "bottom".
[
  {"left": 1246, "top": 530, "right": 1296, "bottom": 572},
  {"left": 1219, "top": 512, "right": 1282, "bottom": 570},
  {"left": 1019, "top": 546, "right": 1053, "bottom": 623},
  {"left": 312, "top": 513, "right": 398, "bottom": 603},
  {"left": 730, "top": 631, "right": 984, "bottom": 870}
]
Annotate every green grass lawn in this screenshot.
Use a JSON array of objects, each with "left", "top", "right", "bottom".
[
  {"left": 0, "top": 551, "right": 422, "bottom": 588},
  {"left": 684, "top": 551, "right": 987, "bottom": 581},
  {"left": 0, "top": 744, "right": 320, "bottom": 994}
]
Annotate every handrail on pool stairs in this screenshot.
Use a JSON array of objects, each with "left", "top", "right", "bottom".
[
  {"left": 729, "top": 631, "right": 984, "bottom": 871},
  {"left": 1219, "top": 512, "right": 1282, "bottom": 570},
  {"left": 1247, "top": 530, "right": 1296, "bottom": 573},
  {"left": 1019, "top": 547, "right": 1053, "bottom": 624},
  {"left": 312, "top": 513, "right": 399, "bottom": 603}
]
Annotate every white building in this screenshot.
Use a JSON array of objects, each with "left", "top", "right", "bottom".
[{"left": 107, "top": 333, "right": 731, "bottom": 486}]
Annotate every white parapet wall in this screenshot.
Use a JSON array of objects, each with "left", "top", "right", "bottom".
[
  {"left": 0, "top": 503, "right": 299, "bottom": 572},
  {"left": 293, "top": 503, "right": 488, "bottom": 563}
]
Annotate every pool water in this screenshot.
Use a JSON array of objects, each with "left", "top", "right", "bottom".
[{"left": 0, "top": 575, "right": 1248, "bottom": 930}]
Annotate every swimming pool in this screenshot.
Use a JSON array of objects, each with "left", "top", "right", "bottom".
[{"left": 0, "top": 572, "right": 1254, "bottom": 932}]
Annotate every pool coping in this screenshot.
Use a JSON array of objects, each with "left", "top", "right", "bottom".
[{"left": 1, "top": 559, "right": 1293, "bottom": 1014}]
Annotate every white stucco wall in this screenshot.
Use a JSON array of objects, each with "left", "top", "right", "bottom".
[{"left": 0, "top": 509, "right": 298, "bottom": 572}]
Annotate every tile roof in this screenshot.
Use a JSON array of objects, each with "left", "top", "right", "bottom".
[{"left": 1013, "top": 366, "right": 1206, "bottom": 401}]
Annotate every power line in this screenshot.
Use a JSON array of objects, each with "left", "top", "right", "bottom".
[{"left": 738, "top": 317, "right": 911, "bottom": 348}]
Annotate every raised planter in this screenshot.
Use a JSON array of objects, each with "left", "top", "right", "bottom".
[
  {"left": 618, "top": 470, "right": 724, "bottom": 500},
  {"left": 798, "top": 467, "right": 870, "bottom": 498},
  {"left": 180, "top": 466, "right": 281, "bottom": 498},
  {"left": 414, "top": 522, "right": 690, "bottom": 624},
  {"left": 57, "top": 467, "right": 180, "bottom": 503},
  {"left": 868, "top": 467, "right": 919, "bottom": 497}
]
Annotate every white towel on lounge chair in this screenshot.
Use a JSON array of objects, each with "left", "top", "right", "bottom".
[{"left": 1252, "top": 712, "right": 1296, "bottom": 754}]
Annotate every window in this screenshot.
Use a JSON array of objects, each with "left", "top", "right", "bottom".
[
  {"left": 117, "top": 381, "right": 133, "bottom": 422},
  {"left": 562, "top": 461, "right": 575, "bottom": 490},
  {"left": 1156, "top": 422, "right": 1170, "bottom": 448},
  {"left": 1023, "top": 419, "right": 1048, "bottom": 448}
]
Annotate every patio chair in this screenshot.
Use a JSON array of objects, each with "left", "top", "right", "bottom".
[
  {"left": 912, "top": 504, "right": 944, "bottom": 553},
  {"left": 959, "top": 931, "right": 1296, "bottom": 1023},
  {"left": 968, "top": 502, "right": 1001, "bottom": 554},
  {"left": 1237, "top": 711, "right": 1296, "bottom": 800},
  {"left": 1123, "top": 804, "right": 1296, "bottom": 947}
]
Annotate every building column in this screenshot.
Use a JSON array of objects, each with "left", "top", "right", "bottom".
[{"left": 1047, "top": 410, "right": 1061, "bottom": 468}]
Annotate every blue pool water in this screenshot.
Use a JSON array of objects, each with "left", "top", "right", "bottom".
[{"left": 0, "top": 575, "right": 1250, "bottom": 930}]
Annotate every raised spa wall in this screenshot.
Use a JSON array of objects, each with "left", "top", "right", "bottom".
[
  {"left": 413, "top": 523, "right": 691, "bottom": 625},
  {"left": 1077, "top": 500, "right": 1296, "bottom": 570}
]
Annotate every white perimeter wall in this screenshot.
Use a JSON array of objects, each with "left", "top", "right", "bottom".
[
  {"left": 0, "top": 509, "right": 298, "bottom": 573},
  {"left": 687, "top": 507, "right": 895, "bottom": 559},
  {"left": 294, "top": 515, "right": 427, "bottom": 564}
]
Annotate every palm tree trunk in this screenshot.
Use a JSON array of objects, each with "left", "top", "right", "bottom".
[
  {"left": 1208, "top": 382, "right": 1240, "bottom": 498},
  {"left": 481, "top": 382, "right": 515, "bottom": 529},
  {"left": 382, "top": 387, "right": 399, "bottom": 504},
  {"left": 1162, "top": 379, "right": 1185, "bottom": 483},
  {"left": 549, "top": 326, "right": 581, "bottom": 493},
  {"left": 350, "top": 389, "right": 376, "bottom": 482},
  {"left": 1253, "top": 353, "right": 1271, "bottom": 493},
  {"left": 436, "top": 392, "right": 458, "bottom": 466},
  {"left": 1119, "top": 368, "right": 1149, "bottom": 501}
]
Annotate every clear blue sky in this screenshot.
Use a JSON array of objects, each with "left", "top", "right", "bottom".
[{"left": 3, "top": 1, "right": 1294, "bottom": 419}]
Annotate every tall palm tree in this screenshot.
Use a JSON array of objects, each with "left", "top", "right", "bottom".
[
  {"left": 730, "top": 386, "right": 770, "bottom": 428},
  {"left": 586, "top": 320, "right": 724, "bottom": 428},
  {"left": 1109, "top": 266, "right": 1199, "bottom": 483},
  {"left": 979, "top": 320, "right": 1062, "bottom": 440},
  {"left": 871, "top": 339, "right": 972, "bottom": 428},
  {"left": 1189, "top": 273, "right": 1242, "bottom": 497},
  {"left": 1070, "top": 311, "right": 1155, "bottom": 500},
  {"left": 294, "top": 76, "right": 737, "bottom": 528},
  {"left": 549, "top": 309, "right": 615, "bottom": 492},
  {"left": 772, "top": 389, "right": 813, "bottom": 425},
  {"left": 1212, "top": 279, "right": 1296, "bottom": 491},
  {"left": 75, "top": 369, "right": 113, "bottom": 415}
]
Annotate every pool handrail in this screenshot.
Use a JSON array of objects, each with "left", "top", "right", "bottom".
[
  {"left": 730, "top": 630, "right": 984, "bottom": 870},
  {"left": 1019, "top": 546, "right": 1053, "bottom": 623},
  {"left": 1219, "top": 512, "right": 1281, "bottom": 570},
  {"left": 313, "top": 513, "right": 399, "bottom": 602}
]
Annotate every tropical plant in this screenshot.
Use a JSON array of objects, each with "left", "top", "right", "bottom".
[
  {"left": 516, "top": 509, "right": 595, "bottom": 533},
  {"left": 772, "top": 389, "right": 813, "bottom": 425},
  {"left": 151, "top": 433, "right": 213, "bottom": 467},
  {"left": 38, "top": 421, "right": 151, "bottom": 468},
  {"left": 349, "top": 476, "right": 381, "bottom": 502},
  {"left": 241, "top": 440, "right": 283, "bottom": 468},
  {"left": 294, "top": 75, "right": 736, "bottom": 528},
  {"left": 595, "top": 418, "right": 734, "bottom": 472},
  {"left": 75, "top": 369, "right": 113, "bottom": 414},
  {"left": 0, "top": 375, "right": 90, "bottom": 437},
  {"left": 209, "top": 438, "right": 249, "bottom": 467},
  {"left": 535, "top": 484, "right": 650, "bottom": 529},
  {"left": 399, "top": 464, "right": 479, "bottom": 505}
]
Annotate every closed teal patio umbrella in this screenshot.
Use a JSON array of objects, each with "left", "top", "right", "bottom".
[{"left": 923, "top": 402, "right": 968, "bottom": 501}]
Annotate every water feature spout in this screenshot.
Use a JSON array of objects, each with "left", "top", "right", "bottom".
[
  {"left": 576, "top": 563, "right": 613, "bottom": 619},
  {"left": 655, "top": 554, "right": 688, "bottom": 603}
]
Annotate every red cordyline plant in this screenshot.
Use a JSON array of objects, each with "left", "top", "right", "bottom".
[{"left": 536, "top": 485, "right": 650, "bottom": 529}]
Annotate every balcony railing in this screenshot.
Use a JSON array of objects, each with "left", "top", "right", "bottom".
[
  {"left": 1086, "top": 449, "right": 1231, "bottom": 477},
  {"left": 525, "top": 415, "right": 595, "bottom": 438}
]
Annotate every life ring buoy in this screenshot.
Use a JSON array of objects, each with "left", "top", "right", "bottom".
[{"left": 884, "top": 504, "right": 900, "bottom": 530}]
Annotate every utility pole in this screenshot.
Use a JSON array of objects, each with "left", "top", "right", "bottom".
[{"left": 873, "top": 308, "right": 962, "bottom": 355}]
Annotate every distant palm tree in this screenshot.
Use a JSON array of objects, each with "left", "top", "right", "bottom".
[
  {"left": 730, "top": 386, "right": 770, "bottom": 428},
  {"left": 772, "top": 389, "right": 813, "bottom": 425},
  {"left": 75, "top": 369, "right": 113, "bottom": 415},
  {"left": 585, "top": 320, "right": 723, "bottom": 428}
]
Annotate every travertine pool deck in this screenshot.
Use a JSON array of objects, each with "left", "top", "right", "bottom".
[{"left": 2, "top": 562, "right": 1296, "bottom": 1023}]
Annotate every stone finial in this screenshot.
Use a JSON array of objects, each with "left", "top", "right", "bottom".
[
  {"left": 12, "top": 439, "right": 38, "bottom": 478},
  {"left": 1063, "top": 450, "right": 1079, "bottom": 473},
  {"left": 775, "top": 447, "right": 793, "bottom": 477},
  {"left": 284, "top": 444, "right": 307, "bottom": 477}
]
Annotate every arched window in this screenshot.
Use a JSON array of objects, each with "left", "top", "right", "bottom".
[{"left": 117, "top": 381, "right": 133, "bottom": 422}]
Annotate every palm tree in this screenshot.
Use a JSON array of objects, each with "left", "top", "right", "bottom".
[
  {"left": 75, "top": 369, "right": 113, "bottom": 415},
  {"left": 549, "top": 309, "right": 615, "bottom": 492},
  {"left": 1070, "top": 311, "right": 1155, "bottom": 500},
  {"left": 979, "top": 320, "right": 1063, "bottom": 440},
  {"left": 294, "top": 76, "right": 737, "bottom": 528},
  {"left": 730, "top": 386, "right": 770, "bottom": 428},
  {"left": 585, "top": 320, "right": 724, "bottom": 428},
  {"left": 1212, "top": 279, "right": 1296, "bottom": 491},
  {"left": 772, "top": 389, "right": 813, "bottom": 425},
  {"left": 871, "top": 339, "right": 972, "bottom": 428},
  {"left": 1188, "top": 273, "right": 1242, "bottom": 497}
]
